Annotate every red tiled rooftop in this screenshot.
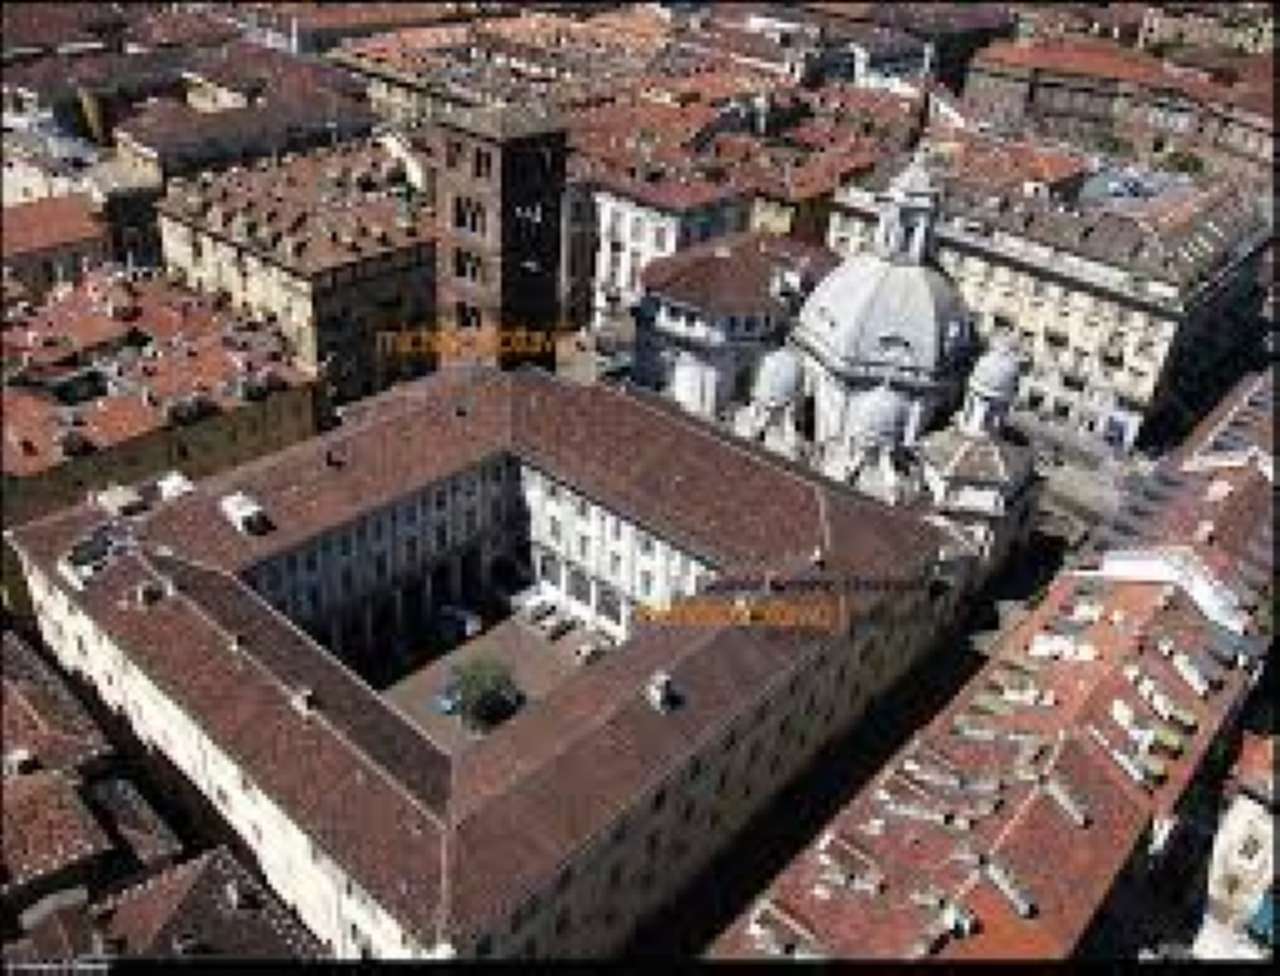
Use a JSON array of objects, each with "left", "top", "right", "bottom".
[
  {"left": 2, "top": 631, "right": 111, "bottom": 775},
  {"left": 101, "top": 846, "right": 323, "bottom": 957},
  {"left": 710, "top": 561, "right": 1263, "bottom": 959},
  {"left": 1232, "top": 734, "right": 1275, "bottom": 807},
  {"left": 2, "top": 771, "right": 112, "bottom": 896},
  {"left": 1, "top": 195, "right": 107, "bottom": 260},
  {"left": 3, "top": 271, "right": 311, "bottom": 479}
]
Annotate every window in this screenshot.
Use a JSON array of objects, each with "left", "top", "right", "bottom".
[
  {"left": 549, "top": 517, "right": 561, "bottom": 542},
  {"left": 455, "top": 301, "right": 482, "bottom": 329},
  {"left": 610, "top": 552, "right": 621, "bottom": 577},
  {"left": 436, "top": 524, "right": 448, "bottom": 549},
  {"left": 578, "top": 536, "right": 589, "bottom": 559},
  {"left": 568, "top": 567, "right": 590, "bottom": 604},
  {"left": 474, "top": 148, "right": 492, "bottom": 179},
  {"left": 446, "top": 140, "right": 462, "bottom": 168},
  {"left": 652, "top": 788, "right": 667, "bottom": 813},
  {"left": 653, "top": 226, "right": 668, "bottom": 252},
  {"left": 454, "top": 248, "right": 483, "bottom": 282},
  {"left": 640, "top": 571, "right": 652, "bottom": 597}
]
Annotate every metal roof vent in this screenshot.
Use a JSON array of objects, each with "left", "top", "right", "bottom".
[
  {"left": 135, "top": 580, "right": 167, "bottom": 607},
  {"left": 3, "top": 748, "right": 38, "bottom": 777},
  {"left": 219, "top": 491, "right": 274, "bottom": 536},
  {"left": 291, "top": 686, "right": 316, "bottom": 716},
  {"left": 646, "top": 670, "right": 678, "bottom": 712}
]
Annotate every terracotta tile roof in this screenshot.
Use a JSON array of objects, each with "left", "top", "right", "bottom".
[
  {"left": 156, "top": 139, "right": 435, "bottom": 277},
  {"left": 246, "top": 2, "right": 481, "bottom": 34},
  {"left": 1231, "top": 734, "right": 1275, "bottom": 808},
  {"left": 181, "top": 40, "right": 366, "bottom": 101},
  {"left": 712, "top": 523, "right": 1267, "bottom": 960},
  {"left": 116, "top": 91, "right": 375, "bottom": 170},
  {"left": 3, "top": 271, "right": 312, "bottom": 482},
  {"left": 1, "top": 902, "right": 96, "bottom": 962},
  {"left": 100, "top": 846, "right": 322, "bottom": 957},
  {"left": 123, "top": 9, "right": 239, "bottom": 50},
  {"left": 3, "top": 47, "right": 192, "bottom": 104},
  {"left": 641, "top": 231, "right": 839, "bottom": 318},
  {"left": 2, "top": 632, "right": 111, "bottom": 776},
  {"left": 1176, "top": 370, "right": 1274, "bottom": 464},
  {"left": 1, "top": 195, "right": 106, "bottom": 261},
  {"left": 930, "top": 131, "right": 1089, "bottom": 191},
  {"left": 2, "top": 771, "right": 112, "bottom": 897},
  {"left": 976, "top": 35, "right": 1273, "bottom": 119},
  {"left": 9, "top": 366, "right": 948, "bottom": 947},
  {"left": 578, "top": 157, "right": 743, "bottom": 214},
  {"left": 1, "top": 4, "right": 124, "bottom": 53}
]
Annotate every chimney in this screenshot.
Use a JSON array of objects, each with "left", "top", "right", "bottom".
[{"left": 645, "top": 671, "right": 677, "bottom": 712}]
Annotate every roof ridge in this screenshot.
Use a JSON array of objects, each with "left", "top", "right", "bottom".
[
  {"left": 101, "top": 847, "right": 212, "bottom": 951},
  {"left": 143, "top": 548, "right": 449, "bottom": 831}
]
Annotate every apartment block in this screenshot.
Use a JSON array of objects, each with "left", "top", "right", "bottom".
[
  {"left": 155, "top": 140, "right": 436, "bottom": 402},
  {"left": 827, "top": 152, "right": 1271, "bottom": 454}
]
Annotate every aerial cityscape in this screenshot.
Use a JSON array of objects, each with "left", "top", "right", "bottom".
[{"left": 0, "top": 1, "right": 1273, "bottom": 964}]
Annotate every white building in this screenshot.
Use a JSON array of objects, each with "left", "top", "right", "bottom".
[
  {"left": 590, "top": 176, "right": 748, "bottom": 334},
  {"left": 636, "top": 152, "right": 1035, "bottom": 582}
]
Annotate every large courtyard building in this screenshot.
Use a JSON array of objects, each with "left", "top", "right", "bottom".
[{"left": 8, "top": 365, "right": 969, "bottom": 959}]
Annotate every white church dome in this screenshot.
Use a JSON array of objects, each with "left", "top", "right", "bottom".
[
  {"left": 845, "top": 384, "right": 911, "bottom": 445},
  {"left": 796, "top": 254, "right": 965, "bottom": 379},
  {"left": 969, "top": 344, "right": 1022, "bottom": 402},
  {"left": 752, "top": 347, "right": 802, "bottom": 407}
]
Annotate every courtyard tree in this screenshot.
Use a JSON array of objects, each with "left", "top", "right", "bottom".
[
  {"left": 452, "top": 657, "right": 521, "bottom": 731},
  {"left": 1163, "top": 149, "right": 1205, "bottom": 175}
]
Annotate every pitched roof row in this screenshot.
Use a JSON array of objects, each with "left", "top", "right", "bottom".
[{"left": 712, "top": 373, "right": 1274, "bottom": 961}]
